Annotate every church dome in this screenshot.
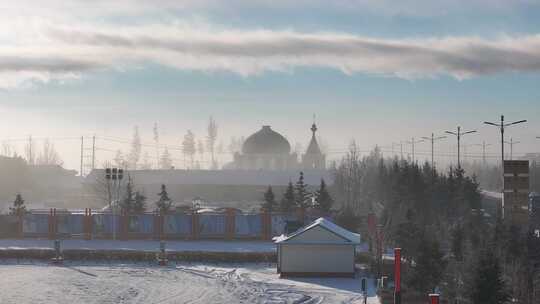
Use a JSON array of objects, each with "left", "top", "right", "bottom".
[{"left": 242, "top": 126, "right": 291, "bottom": 154}]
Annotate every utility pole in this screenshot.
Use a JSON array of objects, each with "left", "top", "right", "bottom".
[
  {"left": 80, "top": 136, "right": 84, "bottom": 177},
  {"left": 462, "top": 143, "right": 478, "bottom": 165},
  {"left": 92, "top": 135, "right": 96, "bottom": 170},
  {"left": 28, "top": 135, "right": 33, "bottom": 165},
  {"left": 421, "top": 133, "right": 446, "bottom": 171},
  {"left": 474, "top": 141, "right": 492, "bottom": 166},
  {"left": 504, "top": 138, "right": 520, "bottom": 160},
  {"left": 406, "top": 137, "right": 424, "bottom": 163},
  {"left": 445, "top": 126, "right": 477, "bottom": 169},
  {"left": 484, "top": 115, "right": 527, "bottom": 218}
]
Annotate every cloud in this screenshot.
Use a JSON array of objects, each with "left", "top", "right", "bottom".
[{"left": 1, "top": 22, "right": 540, "bottom": 88}]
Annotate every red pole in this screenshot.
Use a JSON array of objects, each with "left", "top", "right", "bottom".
[
  {"left": 429, "top": 293, "right": 440, "bottom": 304},
  {"left": 394, "top": 248, "right": 401, "bottom": 304}
]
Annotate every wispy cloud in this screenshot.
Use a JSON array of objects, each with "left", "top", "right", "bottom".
[{"left": 1, "top": 21, "right": 540, "bottom": 88}]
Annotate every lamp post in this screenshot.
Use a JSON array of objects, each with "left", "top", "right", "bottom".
[
  {"left": 105, "top": 167, "right": 124, "bottom": 240},
  {"left": 503, "top": 138, "right": 520, "bottom": 160},
  {"left": 445, "top": 126, "right": 477, "bottom": 169},
  {"left": 421, "top": 133, "right": 446, "bottom": 172},
  {"left": 474, "top": 141, "right": 492, "bottom": 166},
  {"left": 484, "top": 115, "right": 527, "bottom": 200}
]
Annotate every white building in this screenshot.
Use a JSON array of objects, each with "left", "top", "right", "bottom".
[{"left": 274, "top": 217, "right": 360, "bottom": 277}]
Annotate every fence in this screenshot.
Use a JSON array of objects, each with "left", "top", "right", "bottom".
[{"left": 0, "top": 208, "right": 321, "bottom": 241}]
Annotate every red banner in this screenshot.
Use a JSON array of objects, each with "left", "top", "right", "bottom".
[
  {"left": 429, "top": 294, "right": 439, "bottom": 304},
  {"left": 394, "top": 248, "right": 401, "bottom": 293}
]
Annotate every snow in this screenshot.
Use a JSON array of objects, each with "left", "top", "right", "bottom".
[
  {"left": 0, "top": 239, "right": 275, "bottom": 253},
  {"left": 274, "top": 217, "right": 361, "bottom": 244},
  {"left": 481, "top": 190, "right": 502, "bottom": 200},
  {"left": 0, "top": 261, "right": 381, "bottom": 303}
]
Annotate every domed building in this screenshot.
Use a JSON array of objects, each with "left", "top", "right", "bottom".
[
  {"left": 231, "top": 124, "right": 325, "bottom": 171},
  {"left": 233, "top": 126, "right": 298, "bottom": 170}
]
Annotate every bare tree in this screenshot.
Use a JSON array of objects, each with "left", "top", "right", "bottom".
[
  {"left": 24, "top": 136, "right": 36, "bottom": 165},
  {"left": 206, "top": 116, "right": 218, "bottom": 169},
  {"left": 333, "top": 141, "right": 363, "bottom": 213},
  {"left": 127, "top": 126, "right": 141, "bottom": 169},
  {"left": 140, "top": 152, "right": 152, "bottom": 170},
  {"left": 114, "top": 150, "right": 125, "bottom": 168},
  {"left": 160, "top": 147, "right": 173, "bottom": 169},
  {"left": 197, "top": 139, "right": 205, "bottom": 167},
  {"left": 1, "top": 141, "right": 14, "bottom": 157},
  {"left": 182, "top": 130, "right": 196, "bottom": 169},
  {"left": 36, "top": 139, "right": 63, "bottom": 166}
]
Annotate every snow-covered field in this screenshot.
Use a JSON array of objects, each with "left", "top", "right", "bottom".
[{"left": 0, "top": 261, "right": 380, "bottom": 304}]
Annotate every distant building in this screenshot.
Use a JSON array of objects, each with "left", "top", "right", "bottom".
[
  {"left": 84, "top": 122, "right": 330, "bottom": 208},
  {"left": 84, "top": 168, "right": 332, "bottom": 207},
  {"left": 230, "top": 123, "right": 325, "bottom": 170}
]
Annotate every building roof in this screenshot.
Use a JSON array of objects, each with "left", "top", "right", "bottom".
[
  {"left": 274, "top": 217, "right": 360, "bottom": 244},
  {"left": 242, "top": 126, "right": 291, "bottom": 154},
  {"left": 305, "top": 123, "right": 322, "bottom": 155},
  {"left": 305, "top": 136, "right": 322, "bottom": 155}
]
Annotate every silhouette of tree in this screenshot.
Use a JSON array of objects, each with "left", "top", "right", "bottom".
[
  {"left": 262, "top": 186, "right": 276, "bottom": 212},
  {"left": 155, "top": 184, "right": 173, "bottom": 213},
  {"left": 9, "top": 193, "right": 27, "bottom": 216}
]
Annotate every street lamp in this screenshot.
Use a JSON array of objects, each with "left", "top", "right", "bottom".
[
  {"left": 474, "top": 141, "right": 492, "bottom": 166},
  {"left": 483, "top": 115, "right": 526, "bottom": 186},
  {"left": 503, "top": 138, "right": 520, "bottom": 160},
  {"left": 105, "top": 167, "right": 124, "bottom": 240},
  {"left": 445, "top": 126, "right": 477, "bottom": 169},
  {"left": 421, "top": 133, "right": 446, "bottom": 172},
  {"left": 484, "top": 116, "right": 526, "bottom": 219}
]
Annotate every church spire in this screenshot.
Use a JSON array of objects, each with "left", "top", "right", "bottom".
[
  {"left": 311, "top": 114, "right": 318, "bottom": 137},
  {"left": 306, "top": 119, "right": 322, "bottom": 155}
]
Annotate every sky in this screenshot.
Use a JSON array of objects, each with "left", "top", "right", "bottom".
[{"left": 1, "top": 0, "right": 540, "bottom": 172}]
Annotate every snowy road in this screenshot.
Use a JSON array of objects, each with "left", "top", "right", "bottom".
[{"left": 0, "top": 262, "right": 380, "bottom": 304}]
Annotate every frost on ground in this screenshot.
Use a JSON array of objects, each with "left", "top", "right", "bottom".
[{"left": 0, "top": 261, "right": 380, "bottom": 304}]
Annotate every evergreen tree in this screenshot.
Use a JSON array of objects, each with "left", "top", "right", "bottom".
[
  {"left": 262, "top": 186, "right": 276, "bottom": 212},
  {"left": 133, "top": 191, "right": 146, "bottom": 213},
  {"left": 315, "top": 179, "right": 333, "bottom": 212},
  {"left": 280, "top": 182, "right": 296, "bottom": 212},
  {"left": 182, "top": 130, "right": 196, "bottom": 169},
  {"left": 155, "top": 184, "right": 173, "bottom": 213},
  {"left": 408, "top": 236, "right": 446, "bottom": 293},
  {"left": 160, "top": 147, "right": 173, "bottom": 169},
  {"left": 467, "top": 250, "right": 510, "bottom": 304},
  {"left": 120, "top": 177, "right": 134, "bottom": 213},
  {"left": 334, "top": 205, "right": 361, "bottom": 232},
  {"left": 9, "top": 193, "right": 27, "bottom": 216},
  {"left": 451, "top": 224, "right": 465, "bottom": 261},
  {"left": 295, "top": 171, "right": 310, "bottom": 211}
]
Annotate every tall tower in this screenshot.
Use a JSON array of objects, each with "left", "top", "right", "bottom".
[{"left": 302, "top": 121, "right": 326, "bottom": 169}]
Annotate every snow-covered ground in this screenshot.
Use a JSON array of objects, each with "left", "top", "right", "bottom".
[
  {"left": 0, "top": 239, "right": 275, "bottom": 253},
  {"left": 0, "top": 261, "right": 380, "bottom": 304}
]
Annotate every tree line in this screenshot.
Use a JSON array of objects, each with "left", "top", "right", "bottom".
[
  {"left": 331, "top": 143, "right": 536, "bottom": 303},
  {"left": 261, "top": 171, "right": 334, "bottom": 214}
]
